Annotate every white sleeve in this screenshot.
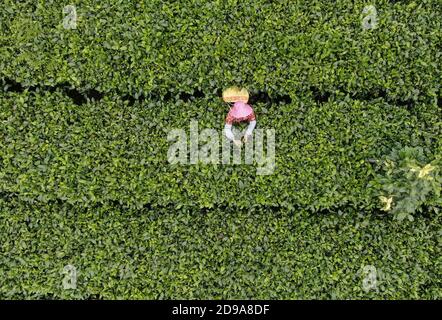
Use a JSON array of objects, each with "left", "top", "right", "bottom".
[
  {"left": 224, "top": 123, "right": 235, "bottom": 141},
  {"left": 245, "top": 120, "right": 256, "bottom": 136}
]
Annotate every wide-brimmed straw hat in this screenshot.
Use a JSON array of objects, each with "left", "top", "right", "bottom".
[{"left": 222, "top": 87, "right": 249, "bottom": 103}]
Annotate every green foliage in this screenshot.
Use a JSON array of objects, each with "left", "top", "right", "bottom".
[
  {"left": 0, "top": 0, "right": 441, "bottom": 300},
  {"left": 0, "top": 90, "right": 439, "bottom": 210},
  {"left": 0, "top": 0, "right": 441, "bottom": 100},
  {"left": 370, "top": 147, "right": 441, "bottom": 221},
  {"left": 0, "top": 198, "right": 440, "bottom": 299}
]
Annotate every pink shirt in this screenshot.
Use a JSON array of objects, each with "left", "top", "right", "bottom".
[{"left": 225, "top": 102, "right": 256, "bottom": 125}]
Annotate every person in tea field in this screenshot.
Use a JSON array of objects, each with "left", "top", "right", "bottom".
[{"left": 222, "top": 87, "right": 257, "bottom": 146}]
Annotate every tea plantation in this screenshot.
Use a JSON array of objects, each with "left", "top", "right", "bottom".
[{"left": 0, "top": 0, "right": 441, "bottom": 299}]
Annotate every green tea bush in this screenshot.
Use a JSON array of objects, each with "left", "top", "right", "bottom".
[
  {"left": 1, "top": 90, "right": 439, "bottom": 210},
  {"left": 0, "top": 0, "right": 440, "bottom": 101},
  {"left": 0, "top": 198, "right": 440, "bottom": 299},
  {"left": 0, "top": 0, "right": 441, "bottom": 300},
  {"left": 370, "top": 146, "right": 441, "bottom": 221}
]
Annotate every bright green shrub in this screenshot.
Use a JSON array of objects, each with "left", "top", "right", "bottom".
[
  {"left": 0, "top": 198, "right": 440, "bottom": 299},
  {"left": 0, "top": 90, "right": 439, "bottom": 210},
  {"left": 0, "top": 0, "right": 441, "bottom": 300},
  {"left": 369, "top": 146, "right": 441, "bottom": 221},
  {"left": 0, "top": 0, "right": 440, "bottom": 101}
]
